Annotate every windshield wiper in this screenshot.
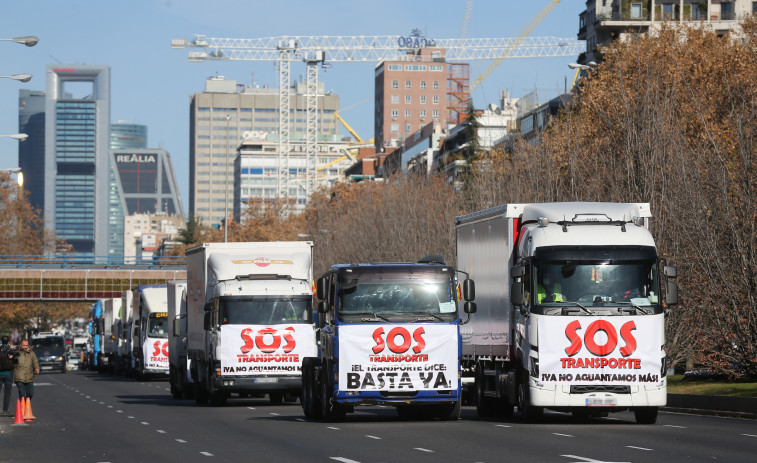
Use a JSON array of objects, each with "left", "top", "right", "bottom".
[
  {"left": 413, "top": 313, "right": 445, "bottom": 322},
  {"left": 614, "top": 301, "right": 650, "bottom": 315},
  {"left": 558, "top": 301, "right": 592, "bottom": 315},
  {"left": 359, "top": 313, "right": 392, "bottom": 322}
]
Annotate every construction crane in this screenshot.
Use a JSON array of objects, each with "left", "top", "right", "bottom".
[{"left": 172, "top": 29, "right": 583, "bottom": 202}]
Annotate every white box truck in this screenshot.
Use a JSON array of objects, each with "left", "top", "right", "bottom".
[
  {"left": 115, "top": 290, "right": 134, "bottom": 376},
  {"left": 99, "top": 298, "right": 121, "bottom": 373},
  {"left": 131, "top": 285, "right": 169, "bottom": 380},
  {"left": 168, "top": 280, "right": 192, "bottom": 399},
  {"left": 186, "top": 241, "right": 316, "bottom": 406},
  {"left": 455, "top": 202, "right": 678, "bottom": 424}
]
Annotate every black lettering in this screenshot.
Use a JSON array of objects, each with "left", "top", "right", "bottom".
[{"left": 347, "top": 373, "right": 360, "bottom": 389}]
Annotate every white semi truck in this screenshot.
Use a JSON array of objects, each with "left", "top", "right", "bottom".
[
  {"left": 99, "top": 298, "right": 122, "bottom": 373},
  {"left": 186, "top": 241, "right": 316, "bottom": 406},
  {"left": 131, "top": 285, "right": 169, "bottom": 379},
  {"left": 167, "top": 280, "right": 192, "bottom": 399},
  {"left": 455, "top": 202, "right": 678, "bottom": 424}
]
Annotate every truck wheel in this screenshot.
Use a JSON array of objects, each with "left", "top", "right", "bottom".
[
  {"left": 269, "top": 392, "right": 283, "bottom": 404},
  {"left": 210, "top": 388, "right": 227, "bottom": 407},
  {"left": 634, "top": 406, "right": 658, "bottom": 424},
  {"left": 438, "top": 400, "right": 461, "bottom": 421},
  {"left": 517, "top": 375, "right": 543, "bottom": 423},
  {"left": 320, "top": 365, "right": 344, "bottom": 422},
  {"left": 496, "top": 397, "right": 514, "bottom": 418},
  {"left": 194, "top": 383, "right": 209, "bottom": 405}
]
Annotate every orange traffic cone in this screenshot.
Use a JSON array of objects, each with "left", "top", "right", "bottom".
[
  {"left": 13, "top": 399, "right": 25, "bottom": 425},
  {"left": 23, "top": 397, "right": 35, "bottom": 422}
]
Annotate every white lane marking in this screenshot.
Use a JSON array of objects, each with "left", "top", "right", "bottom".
[
  {"left": 270, "top": 412, "right": 280, "bottom": 416},
  {"left": 741, "top": 434, "right": 757, "bottom": 438},
  {"left": 663, "top": 424, "right": 686, "bottom": 429},
  {"left": 157, "top": 430, "right": 166, "bottom": 434},
  {"left": 107, "top": 405, "right": 113, "bottom": 408},
  {"left": 164, "top": 388, "right": 170, "bottom": 391},
  {"left": 626, "top": 446, "right": 652, "bottom": 451},
  {"left": 116, "top": 410, "right": 123, "bottom": 413},
  {"left": 247, "top": 407, "right": 256, "bottom": 410},
  {"left": 92, "top": 399, "right": 97, "bottom": 402},
  {"left": 562, "top": 456, "right": 630, "bottom": 463},
  {"left": 327, "top": 426, "right": 340, "bottom": 430},
  {"left": 200, "top": 452, "right": 213, "bottom": 456},
  {"left": 141, "top": 422, "right": 149, "bottom": 425},
  {"left": 34, "top": 383, "right": 53, "bottom": 386},
  {"left": 99, "top": 402, "right": 105, "bottom": 405},
  {"left": 365, "top": 435, "right": 382, "bottom": 440},
  {"left": 553, "top": 433, "right": 574, "bottom": 437},
  {"left": 496, "top": 424, "right": 511, "bottom": 428},
  {"left": 176, "top": 439, "right": 187, "bottom": 443},
  {"left": 85, "top": 395, "right": 90, "bottom": 398},
  {"left": 330, "top": 458, "right": 361, "bottom": 463},
  {"left": 128, "top": 416, "right": 135, "bottom": 419},
  {"left": 414, "top": 448, "right": 434, "bottom": 453},
  {"left": 295, "top": 418, "right": 306, "bottom": 422}
]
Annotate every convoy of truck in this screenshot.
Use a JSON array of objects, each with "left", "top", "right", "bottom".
[
  {"left": 455, "top": 202, "right": 677, "bottom": 424},
  {"left": 66, "top": 203, "right": 678, "bottom": 425}
]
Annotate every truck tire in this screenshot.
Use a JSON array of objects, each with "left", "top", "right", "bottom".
[
  {"left": 194, "top": 382, "right": 209, "bottom": 405},
  {"left": 633, "top": 406, "right": 658, "bottom": 424},
  {"left": 320, "top": 363, "right": 344, "bottom": 422},
  {"left": 269, "top": 392, "right": 283, "bottom": 404},
  {"left": 517, "top": 372, "right": 543, "bottom": 423},
  {"left": 210, "top": 387, "right": 227, "bottom": 407},
  {"left": 301, "top": 359, "right": 320, "bottom": 419},
  {"left": 439, "top": 400, "right": 461, "bottom": 421}
]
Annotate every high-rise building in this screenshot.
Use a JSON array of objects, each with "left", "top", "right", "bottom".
[
  {"left": 42, "top": 65, "right": 111, "bottom": 257},
  {"left": 189, "top": 76, "right": 340, "bottom": 227},
  {"left": 111, "top": 122, "right": 147, "bottom": 149},
  {"left": 18, "top": 90, "right": 46, "bottom": 212},
  {"left": 374, "top": 47, "right": 469, "bottom": 152}
]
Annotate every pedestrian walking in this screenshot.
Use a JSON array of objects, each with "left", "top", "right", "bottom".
[
  {"left": 0, "top": 336, "right": 16, "bottom": 415},
  {"left": 13, "top": 339, "right": 39, "bottom": 403}
]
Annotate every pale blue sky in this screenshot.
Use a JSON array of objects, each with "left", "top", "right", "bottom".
[{"left": 1, "top": 0, "right": 586, "bottom": 214}]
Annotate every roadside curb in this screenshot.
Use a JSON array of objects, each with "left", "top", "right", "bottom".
[{"left": 665, "top": 393, "right": 757, "bottom": 420}]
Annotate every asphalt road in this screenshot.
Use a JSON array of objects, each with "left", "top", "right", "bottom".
[{"left": 1, "top": 370, "right": 756, "bottom": 463}]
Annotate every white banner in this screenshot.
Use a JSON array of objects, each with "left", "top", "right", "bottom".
[
  {"left": 143, "top": 338, "right": 169, "bottom": 371},
  {"left": 538, "top": 315, "right": 663, "bottom": 386},
  {"left": 339, "top": 324, "right": 458, "bottom": 391},
  {"left": 219, "top": 324, "right": 316, "bottom": 376}
]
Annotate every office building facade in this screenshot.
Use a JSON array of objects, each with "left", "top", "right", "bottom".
[
  {"left": 18, "top": 90, "right": 47, "bottom": 212},
  {"left": 189, "top": 76, "right": 340, "bottom": 227}
]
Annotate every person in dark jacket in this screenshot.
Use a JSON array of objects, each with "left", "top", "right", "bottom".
[
  {"left": 0, "top": 336, "right": 15, "bottom": 415},
  {"left": 13, "top": 339, "right": 40, "bottom": 402}
]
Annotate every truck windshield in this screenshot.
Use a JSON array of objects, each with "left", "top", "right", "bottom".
[
  {"left": 220, "top": 296, "right": 311, "bottom": 325},
  {"left": 31, "top": 337, "right": 65, "bottom": 353},
  {"left": 338, "top": 271, "right": 457, "bottom": 321},
  {"left": 148, "top": 314, "right": 168, "bottom": 338},
  {"left": 534, "top": 260, "right": 660, "bottom": 307}
]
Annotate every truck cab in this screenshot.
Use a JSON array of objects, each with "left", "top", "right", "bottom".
[{"left": 302, "top": 258, "right": 475, "bottom": 421}]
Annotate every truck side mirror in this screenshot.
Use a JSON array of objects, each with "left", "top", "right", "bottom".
[
  {"left": 317, "top": 300, "right": 329, "bottom": 314},
  {"left": 665, "top": 280, "right": 678, "bottom": 306},
  {"left": 203, "top": 302, "right": 213, "bottom": 312},
  {"left": 316, "top": 277, "right": 327, "bottom": 301},
  {"left": 463, "top": 278, "right": 475, "bottom": 301},
  {"left": 464, "top": 301, "right": 477, "bottom": 314},
  {"left": 203, "top": 312, "right": 211, "bottom": 331},
  {"left": 511, "top": 281, "right": 524, "bottom": 306},
  {"left": 663, "top": 265, "right": 677, "bottom": 278},
  {"left": 173, "top": 317, "right": 181, "bottom": 337}
]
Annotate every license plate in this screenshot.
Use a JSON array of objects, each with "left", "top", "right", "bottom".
[
  {"left": 41, "top": 366, "right": 52, "bottom": 370},
  {"left": 254, "top": 378, "right": 276, "bottom": 383},
  {"left": 586, "top": 397, "right": 616, "bottom": 407}
]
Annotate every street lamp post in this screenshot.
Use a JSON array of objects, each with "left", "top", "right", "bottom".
[
  {"left": 224, "top": 114, "right": 230, "bottom": 243},
  {"left": 0, "top": 73, "right": 32, "bottom": 82},
  {"left": 0, "top": 133, "right": 28, "bottom": 142},
  {"left": 0, "top": 36, "right": 39, "bottom": 47}
]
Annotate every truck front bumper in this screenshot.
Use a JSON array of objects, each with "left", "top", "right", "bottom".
[
  {"left": 530, "top": 379, "right": 667, "bottom": 409},
  {"left": 334, "top": 389, "right": 460, "bottom": 406},
  {"left": 214, "top": 376, "right": 301, "bottom": 393}
]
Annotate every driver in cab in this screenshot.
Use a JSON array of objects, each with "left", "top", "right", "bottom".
[{"left": 537, "top": 267, "right": 564, "bottom": 303}]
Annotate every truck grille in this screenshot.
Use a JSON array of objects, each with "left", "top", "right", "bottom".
[
  {"left": 570, "top": 385, "right": 631, "bottom": 394},
  {"left": 379, "top": 391, "right": 417, "bottom": 398}
]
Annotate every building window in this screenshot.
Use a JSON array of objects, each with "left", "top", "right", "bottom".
[
  {"left": 420, "top": 110, "right": 426, "bottom": 120},
  {"left": 433, "top": 81, "right": 439, "bottom": 90},
  {"left": 405, "top": 95, "right": 411, "bottom": 104},
  {"left": 432, "top": 110, "right": 439, "bottom": 119},
  {"left": 721, "top": 2, "right": 734, "bottom": 20},
  {"left": 630, "top": 3, "right": 642, "bottom": 19},
  {"left": 405, "top": 80, "right": 411, "bottom": 89},
  {"left": 388, "top": 64, "right": 401, "bottom": 71},
  {"left": 391, "top": 123, "right": 399, "bottom": 132},
  {"left": 391, "top": 95, "right": 399, "bottom": 104},
  {"left": 753, "top": 1, "right": 757, "bottom": 15},
  {"left": 420, "top": 95, "right": 426, "bottom": 104},
  {"left": 692, "top": 3, "right": 703, "bottom": 20},
  {"left": 432, "top": 95, "right": 439, "bottom": 104},
  {"left": 391, "top": 109, "right": 399, "bottom": 119},
  {"left": 392, "top": 80, "right": 399, "bottom": 89},
  {"left": 420, "top": 81, "right": 427, "bottom": 89},
  {"left": 405, "top": 109, "right": 411, "bottom": 118},
  {"left": 405, "top": 123, "right": 411, "bottom": 133},
  {"left": 662, "top": 3, "right": 674, "bottom": 20}
]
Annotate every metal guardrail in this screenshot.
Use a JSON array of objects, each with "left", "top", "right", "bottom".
[{"left": 0, "top": 254, "right": 186, "bottom": 269}]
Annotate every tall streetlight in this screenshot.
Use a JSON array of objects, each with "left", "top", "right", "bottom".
[
  {"left": 568, "top": 61, "right": 598, "bottom": 71},
  {"left": 0, "top": 36, "right": 39, "bottom": 47},
  {"left": 0, "top": 73, "right": 32, "bottom": 82},
  {"left": 0, "top": 133, "right": 28, "bottom": 142},
  {"left": 224, "top": 114, "right": 230, "bottom": 243}
]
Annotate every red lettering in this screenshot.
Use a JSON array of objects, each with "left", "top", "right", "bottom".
[
  {"left": 387, "top": 327, "right": 411, "bottom": 353},
  {"left": 162, "top": 341, "right": 169, "bottom": 357},
  {"left": 584, "top": 320, "right": 618, "bottom": 356},
  {"left": 255, "top": 328, "right": 281, "bottom": 353},
  {"left": 372, "top": 327, "right": 386, "bottom": 354},
  {"left": 240, "top": 328, "right": 255, "bottom": 354},
  {"left": 619, "top": 321, "right": 637, "bottom": 356},
  {"left": 281, "top": 327, "right": 296, "bottom": 353},
  {"left": 564, "top": 320, "right": 583, "bottom": 356},
  {"left": 412, "top": 327, "right": 426, "bottom": 353},
  {"left": 153, "top": 340, "right": 161, "bottom": 356}
]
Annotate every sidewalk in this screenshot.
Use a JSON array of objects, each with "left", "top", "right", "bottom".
[{"left": 664, "top": 393, "right": 757, "bottom": 419}]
